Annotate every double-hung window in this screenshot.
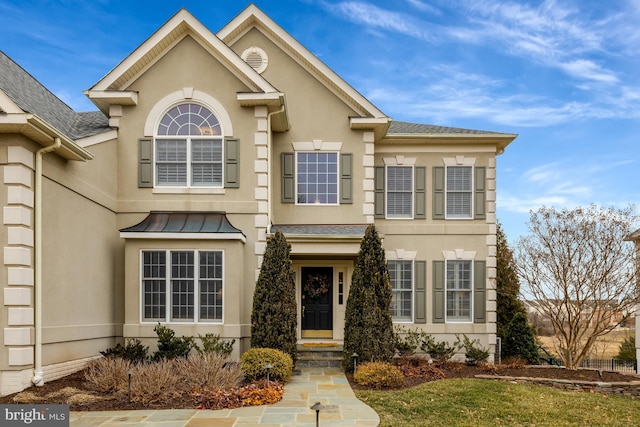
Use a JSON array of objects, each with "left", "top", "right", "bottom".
[
  {"left": 386, "top": 166, "right": 413, "bottom": 219},
  {"left": 296, "top": 152, "right": 338, "bottom": 204},
  {"left": 446, "top": 260, "right": 472, "bottom": 321},
  {"left": 389, "top": 260, "right": 413, "bottom": 322},
  {"left": 142, "top": 250, "right": 223, "bottom": 323},
  {"left": 446, "top": 166, "right": 472, "bottom": 218},
  {"left": 156, "top": 103, "right": 223, "bottom": 187}
]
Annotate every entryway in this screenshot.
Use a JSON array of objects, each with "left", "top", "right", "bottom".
[{"left": 300, "top": 266, "right": 333, "bottom": 338}]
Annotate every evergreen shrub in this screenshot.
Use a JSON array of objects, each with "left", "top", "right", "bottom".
[
  {"left": 240, "top": 348, "right": 293, "bottom": 383},
  {"left": 354, "top": 362, "right": 404, "bottom": 389}
]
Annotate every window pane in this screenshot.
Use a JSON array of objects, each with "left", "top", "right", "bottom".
[
  {"left": 446, "top": 260, "right": 472, "bottom": 321},
  {"left": 386, "top": 166, "right": 413, "bottom": 218},
  {"left": 447, "top": 166, "right": 471, "bottom": 191},
  {"left": 389, "top": 260, "right": 412, "bottom": 321},
  {"left": 171, "top": 251, "right": 194, "bottom": 321},
  {"left": 297, "top": 152, "right": 338, "bottom": 204},
  {"left": 158, "top": 103, "right": 221, "bottom": 136},
  {"left": 446, "top": 166, "right": 472, "bottom": 217},
  {"left": 199, "top": 251, "right": 223, "bottom": 321},
  {"left": 142, "top": 251, "right": 166, "bottom": 321}
]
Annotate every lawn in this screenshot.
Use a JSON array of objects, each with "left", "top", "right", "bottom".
[{"left": 355, "top": 378, "right": 640, "bottom": 427}]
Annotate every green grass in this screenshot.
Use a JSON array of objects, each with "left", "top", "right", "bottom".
[{"left": 355, "top": 379, "right": 640, "bottom": 426}]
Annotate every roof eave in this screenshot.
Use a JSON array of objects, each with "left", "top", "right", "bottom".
[
  {"left": 237, "top": 92, "right": 289, "bottom": 131},
  {"left": 382, "top": 133, "right": 518, "bottom": 153}
]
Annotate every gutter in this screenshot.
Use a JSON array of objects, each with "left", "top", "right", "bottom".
[{"left": 32, "top": 137, "right": 61, "bottom": 387}]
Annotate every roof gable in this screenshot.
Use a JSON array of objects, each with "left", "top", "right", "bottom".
[
  {"left": 89, "top": 9, "right": 277, "bottom": 95},
  {"left": 217, "top": 4, "right": 388, "bottom": 120}
]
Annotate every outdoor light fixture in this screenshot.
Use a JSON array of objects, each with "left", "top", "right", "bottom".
[
  {"left": 351, "top": 352, "right": 359, "bottom": 372},
  {"left": 127, "top": 370, "right": 133, "bottom": 403},
  {"left": 264, "top": 362, "right": 272, "bottom": 387},
  {"left": 310, "top": 401, "right": 325, "bottom": 427}
]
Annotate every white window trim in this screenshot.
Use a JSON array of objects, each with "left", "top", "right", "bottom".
[
  {"left": 154, "top": 135, "right": 224, "bottom": 188},
  {"left": 139, "top": 249, "right": 225, "bottom": 324},
  {"left": 294, "top": 150, "right": 340, "bottom": 206},
  {"left": 387, "top": 249, "right": 417, "bottom": 323},
  {"left": 443, "top": 156, "right": 476, "bottom": 220},
  {"left": 443, "top": 249, "right": 475, "bottom": 323}
]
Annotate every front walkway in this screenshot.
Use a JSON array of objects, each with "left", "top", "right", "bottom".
[{"left": 70, "top": 367, "right": 379, "bottom": 426}]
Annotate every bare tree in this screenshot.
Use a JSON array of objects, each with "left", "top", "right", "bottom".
[{"left": 515, "top": 205, "right": 638, "bottom": 369}]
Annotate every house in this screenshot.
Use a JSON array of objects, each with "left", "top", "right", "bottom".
[
  {"left": 0, "top": 5, "right": 517, "bottom": 395},
  {"left": 625, "top": 228, "right": 640, "bottom": 373}
]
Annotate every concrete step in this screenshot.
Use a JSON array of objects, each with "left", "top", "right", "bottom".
[{"left": 297, "top": 344, "right": 344, "bottom": 368}]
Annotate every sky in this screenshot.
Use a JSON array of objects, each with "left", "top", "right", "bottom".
[{"left": 1, "top": 0, "right": 638, "bottom": 243}]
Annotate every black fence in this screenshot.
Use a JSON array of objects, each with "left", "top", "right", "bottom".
[{"left": 579, "top": 359, "right": 637, "bottom": 373}]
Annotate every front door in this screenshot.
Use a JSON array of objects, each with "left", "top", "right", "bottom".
[{"left": 301, "top": 266, "right": 333, "bottom": 338}]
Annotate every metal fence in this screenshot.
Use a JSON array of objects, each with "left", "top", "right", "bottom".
[{"left": 579, "top": 359, "right": 637, "bottom": 373}]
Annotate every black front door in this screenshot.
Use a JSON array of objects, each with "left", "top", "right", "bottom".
[{"left": 301, "top": 267, "right": 333, "bottom": 338}]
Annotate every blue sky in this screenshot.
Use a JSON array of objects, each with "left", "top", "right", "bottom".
[{"left": 1, "top": 0, "right": 638, "bottom": 242}]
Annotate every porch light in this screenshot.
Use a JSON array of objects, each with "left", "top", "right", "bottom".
[{"left": 311, "top": 401, "right": 325, "bottom": 427}]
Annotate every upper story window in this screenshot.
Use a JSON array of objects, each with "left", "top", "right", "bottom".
[
  {"left": 386, "top": 166, "right": 413, "bottom": 219},
  {"left": 155, "top": 103, "right": 223, "bottom": 187},
  {"left": 296, "top": 152, "right": 338, "bottom": 204},
  {"left": 446, "top": 166, "right": 472, "bottom": 218}
]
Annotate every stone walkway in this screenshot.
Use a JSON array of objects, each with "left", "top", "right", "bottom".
[{"left": 70, "top": 367, "right": 379, "bottom": 426}]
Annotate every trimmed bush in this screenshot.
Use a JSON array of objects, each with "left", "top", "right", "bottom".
[
  {"left": 100, "top": 338, "right": 148, "bottom": 364},
  {"left": 343, "top": 225, "right": 395, "bottom": 371},
  {"left": 456, "top": 334, "right": 490, "bottom": 366},
  {"left": 195, "top": 333, "right": 235, "bottom": 357},
  {"left": 354, "top": 362, "right": 404, "bottom": 389},
  {"left": 420, "top": 335, "right": 459, "bottom": 364},
  {"left": 152, "top": 323, "right": 195, "bottom": 360},
  {"left": 251, "top": 231, "right": 298, "bottom": 364},
  {"left": 240, "top": 348, "right": 293, "bottom": 383}
]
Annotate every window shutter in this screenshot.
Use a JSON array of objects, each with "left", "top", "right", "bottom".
[
  {"left": 374, "top": 167, "right": 385, "bottom": 218},
  {"left": 138, "top": 138, "right": 153, "bottom": 188},
  {"left": 281, "top": 152, "right": 295, "bottom": 203},
  {"left": 415, "top": 166, "right": 426, "bottom": 219},
  {"left": 340, "top": 153, "right": 353, "bottom": 204},
  {"left": 432, "top": 260, "right": 445, "bottom": 323},
  {"left": 414, "top": 260, "right": 426, "bottom": 324},
  {"left": 474, "top": 167, "right": 486, "bottom": 220},
  {"left": 474, "top": 260, "right": 486, "bottom": 323},
  {"left": 433, "top": 167, "right": 445, "bottom": 220},
  {"left": 224, "top": 139, "right": 239, "bottom": 188}
]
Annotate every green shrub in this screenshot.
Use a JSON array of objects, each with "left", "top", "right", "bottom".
[
  {"left": 456, "top": 334, "right": 490, "bottom": 366},
  {"left": 420, "top": 335, "right": 459, "bottom": 364},
  {"left": 393, "top": 326, "right": 427, "bottom": 356},
  {"left": 615, "top": 335, "right": 636, "bottom": 361},
  {"left": 100, "top": 338, "right": 148, "bottom": 364},
  {"left": 195, "top": 333, "right": 235, "bottom": 357},
  {"left": 152, "top": 323, "right": 195, "bottom": 360},
  {"left": 354, "top": 362, "right": 404, "bottom": 389},
  {"left": 240, "top": 348, "right": 293, "bottom": 383},
  {"left": 502, "top": 312, "right": 539, "bottom": 364}
]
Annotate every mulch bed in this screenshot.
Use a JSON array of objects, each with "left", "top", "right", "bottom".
[{"left": 1, "top": 363, "right": 638, "bottom": 411}]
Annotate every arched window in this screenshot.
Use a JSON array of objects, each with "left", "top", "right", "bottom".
[{"left": 155, "top": 103, "right": 223, "bottom": 187}]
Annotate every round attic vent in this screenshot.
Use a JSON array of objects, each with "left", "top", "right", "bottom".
[{"left": 241, "top": 46, "right": 268, "bottom": 74}]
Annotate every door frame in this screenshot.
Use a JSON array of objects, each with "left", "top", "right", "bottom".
[{"left": 293, "top": 260, "right": 353, "bottom": 342}]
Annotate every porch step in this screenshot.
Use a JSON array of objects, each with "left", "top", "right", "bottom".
[{"left": 296, "top": 344, "right": 344, "bottom": 368}]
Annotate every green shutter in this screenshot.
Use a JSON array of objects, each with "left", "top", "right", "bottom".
[
  {"left": 474, "top": 260, "right": 486, "bottom": 323},
  {"left": 281, "top": 152, "right": 295, "bottom": 203},
  {"left": 415, "top": 166, "right": 426, "bottom": 219},
  {"left": 374, "top": 167, "right": 385, "bottom": 218},
  {"left": 224, "top": 138, "right": 239, "bottom": 188},
  {"left": 474, "top": 167, "right": 486, "bottom": 220},
  {"left": 414, "top": 260, "right": 426, "bottom": 323},
  {"left": 340, "top": 153, "right": 353, "bottom": 204},
  {"left": 432, "top": 260, "right": 445, "bottom": 323},
  {"left": 433, "top": 167, "right": 445, "bottom": 220},
  {"left": 138, "top": 138, "right": 153, "bottom": 188}
]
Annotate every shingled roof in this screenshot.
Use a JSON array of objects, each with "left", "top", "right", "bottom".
[
  {"left": 388, "top": 120, "right": 501, "bottom": 135},
  {"left": 0, "top": 51, "right": 109, "bottom": 140}
]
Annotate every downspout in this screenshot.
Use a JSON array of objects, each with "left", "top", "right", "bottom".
[
  {"left": 32, "top": 137, "right": 61, "bottom": 386},
  {"left": 266, "top": 105, "right": 285, "bottom": 234}
]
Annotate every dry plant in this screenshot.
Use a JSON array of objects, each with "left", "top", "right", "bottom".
[
  {"left": 174, "top": 353, "right": 243, "bottom": 391},
  {"left": 127, "top": 358, "right": 184, "bottom": 404},
  {"left": 84, "top": 357, "right": 132, "bottom": 393}
]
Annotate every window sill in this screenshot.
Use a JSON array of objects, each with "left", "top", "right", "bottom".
[{"left": 152, "top": 187, "right": 226, "bottom": 195}]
